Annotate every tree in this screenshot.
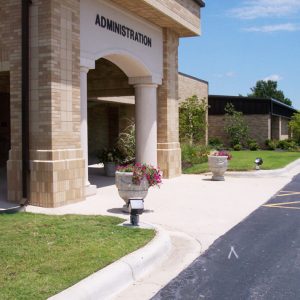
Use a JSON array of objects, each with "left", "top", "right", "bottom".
[
  {"left": 289, "top": 111, "right": 300, "bottom": 144},
  {"left": 179, "top": 95, "right": 207, "bottom": 145},
  {"left": 224, "top": 103, "right": 249, "bottom": 147},
  {"left": 248, "top": 80, "right": 292, "bottom": 106}
]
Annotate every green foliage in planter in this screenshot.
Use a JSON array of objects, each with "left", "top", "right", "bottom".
[
  {"left": 179, "top": 95, "right": 207, "bottom": 145},
  {"left": 97, "top": 121, "right": 136, "bottom": 165},
  {"left": 97, "top": 147, "right": 124, "bottom": 163},
  {"left": 224, "top": 103, "right": 249, "bottom": 147},
  {"left": 116, "top": 121, "right": 136, "bottom": 163}
]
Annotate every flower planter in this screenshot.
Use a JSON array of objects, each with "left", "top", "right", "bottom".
[
  {"left": 104, "top": 162, "right": 116, "bottom": 177},
  {"left": 115, "top": 171, "right": 149, "bottom": 206},
  {"left": 208, "top": 155, "right": 228, "bottom": 181}
]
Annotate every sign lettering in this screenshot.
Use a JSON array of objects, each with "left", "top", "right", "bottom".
[{"left": 95, "top": 14, "right": 152, "bottom": 48}]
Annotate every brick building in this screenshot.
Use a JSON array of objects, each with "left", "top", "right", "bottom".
[
  {"left": 0, "top": 0, "right": 205, "bottom": 207},
  {"left": 208, "top": 95, "right": 297, "bottom": 147}
]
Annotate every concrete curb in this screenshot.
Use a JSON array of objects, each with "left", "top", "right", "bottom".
[
  {"left": 226, "top": 158, "right": 300, "bottom": 178},
  {"left": 49, "top": 225, "right": 171, "bottom": 300}
]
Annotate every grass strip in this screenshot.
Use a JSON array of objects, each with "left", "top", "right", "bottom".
[
  {"left": 0, "top": 213, "right": 155, "bottom": 300},
  {"left": 184, "top": 150, "right": 300, "bottom": 174}
]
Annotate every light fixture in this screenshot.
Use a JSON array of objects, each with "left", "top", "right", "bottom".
[
  {"left": 254, "top": 157, "right": 263, "bottom": 170},
  {"left": 128, "top": 199, "right": 144, "bottom": 226}
]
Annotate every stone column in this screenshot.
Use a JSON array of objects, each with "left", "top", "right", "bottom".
[
  {"left": 134, "top": 83, "right": 158, "bottom": 166},
  {"left": 80, "top": 66, "right": 97, "bottom": 196},
  {"left": 157, "top": 28, "right": 181, "bottom": 178}
]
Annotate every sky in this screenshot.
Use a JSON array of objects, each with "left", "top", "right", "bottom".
[{"left": 178, "top": 0, "right": 300, "bottom": 109}]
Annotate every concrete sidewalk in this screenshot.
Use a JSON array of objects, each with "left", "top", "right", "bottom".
[{"left": 26, "top": 159, "right": 300, "bottom": 299}]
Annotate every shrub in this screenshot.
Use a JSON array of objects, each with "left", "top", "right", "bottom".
[
  {"left": 233, "top": 144, "right": 242, "bottom": 151},
  {"left": 247, "top": 138, "right": 259, "bottom": 151},
  {"left": 208, "top": 137, "right": 223, "bottom": 149},
  {"left": 289, "top": 112, "right": 300, "bottom": 144},
  {"left": 277, "top": 139, "right": 298, "bottom": 151},
  {"left": 224, "top": 103, "right": 249, "bottom": 147},
  {"left": 179, "top": 95, "right": 208, "bottom": 145},
  {"left": 181, "top": 143, "right": 210, "bottom": 168},
  {"left": 265, "top": 139, "right": 278, "bottom": 150},
  {"left": 249, "top": 142, "right": 259, "bottom": 151}
]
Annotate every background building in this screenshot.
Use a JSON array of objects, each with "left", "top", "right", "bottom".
[{"left": 208, "top": 95, "right": 297, "bottom": 147}]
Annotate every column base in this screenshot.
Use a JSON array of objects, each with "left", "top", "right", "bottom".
[
  {"left": 85, "top": 184, "right": 97, "bottom": 197},
  {"left": 157, "top": 142, "right": 182, "bottom": 178},
  {"left": 29, "top": 149, "right": 85, "bottom": 208},
  {"left": 7, "top": 149, "right": 22, "bottom": 203}
]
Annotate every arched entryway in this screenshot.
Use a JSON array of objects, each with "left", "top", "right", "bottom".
[
  {"left": 0, "top": 71, "right": 10, "bottom": 202},
  {"left": 80, "top": 52, "right": 161, "bottom": 195},
  {"left": 87, "top": 58, "right": 135, "bottom": 166}
]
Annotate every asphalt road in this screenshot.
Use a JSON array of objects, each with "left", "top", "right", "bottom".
[{"left": 152, "top": 173, "right": 300, "bottom": 300}]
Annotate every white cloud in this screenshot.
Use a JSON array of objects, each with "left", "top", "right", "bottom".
[
  {"left": 230, "top": 0, "right": 300, "bottom": 19},
  {"left": 225, "top": 71, "right": 236, "bottom": 77},
  {"left": 244, "top": 23, "right": 300, "bottom": 32},
  {"left": 213, "top": 71, "right": 236, "bottom": 78},
  {"left": 263, "top": 74, "right": 283, "bottom": 81}
]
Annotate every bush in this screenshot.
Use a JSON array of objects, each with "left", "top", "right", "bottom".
[
  {"left": 224, "top": 103, "right": 249, "bottom": 147},
  {"left": 233, "top": 144, "right": 242, "bottom": 151},
  {"left": 208, "top": 137, "right": 223, "bottom": 149},
  {"left": 247, "top": 138, "right": 259, "bottom": 151},
  {"left": 277, "top": 139, "right": 298, "bottom": 151},
  {"left": 289, "top": 112, "right": 300, "bottom": 144},
  {"left": 249, "top": 142, "right": 259, "bottom": 151},
  {"left": 265, "top": 139, "right": 278, "bottom": 150},
  {"left": 179, "top": 95, "right": 207, "bottom": 144},
  {"left": 181, "top": 143, "right": 210, "bottom": 168}
]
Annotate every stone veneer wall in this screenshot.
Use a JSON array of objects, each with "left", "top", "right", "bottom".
[
  {"left": 88, "top": 59, "right": 134, "bottom": 98},
  {"left": 281, "top": 117, "right": 290, "bottom": 139},
  {"left": 271, "top": 115, "right": 280, "bottom": 140},
  {"left": 28, "top": 0, "right": 85, "bottom": 207},
  {"left": 157, "top": 29, "right": 181, "bottom": 178},
  {"left": 0, "top": 1, "right": 23, "bottom": 202},
  {"left": 208, "top": 114, "right": 271, "bottom": 147},
  {"left": 178, "top": 73, "right": 208, "bottom": 103}
]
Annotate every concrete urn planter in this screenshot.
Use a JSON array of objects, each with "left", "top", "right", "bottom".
[
  {"left": 115, "top": 171, "right": 149, "bottom": 206},
  {"left": 104, "top": 162, "right": 116, "bottom": 177},
  {"left": 208, "top": 155, "right": 228, "bottom": 181}
]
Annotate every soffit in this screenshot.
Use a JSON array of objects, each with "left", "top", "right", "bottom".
[{"left": 110, "top": 0, "right": 201, "bottom": 37}]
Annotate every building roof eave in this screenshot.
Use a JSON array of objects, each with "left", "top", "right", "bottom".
[{"left": 193, "top": 0, "right": 205, "bottom": 8}]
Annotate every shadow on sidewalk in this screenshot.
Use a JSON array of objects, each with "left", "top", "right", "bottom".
[{"left": 88, "top": 165, "right": 116, "bottom": 188}]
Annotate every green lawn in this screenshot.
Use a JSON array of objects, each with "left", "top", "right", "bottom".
[
  {"left": 0, "top": 213, "right": 155, "bottom": 300},
  {"left": 184, "top": 150, "right": 300, "bottom": 174}
]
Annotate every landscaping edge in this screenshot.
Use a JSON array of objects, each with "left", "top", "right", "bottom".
[{"left": 49, "top": 224, "right": 171, "bottom": 300}]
